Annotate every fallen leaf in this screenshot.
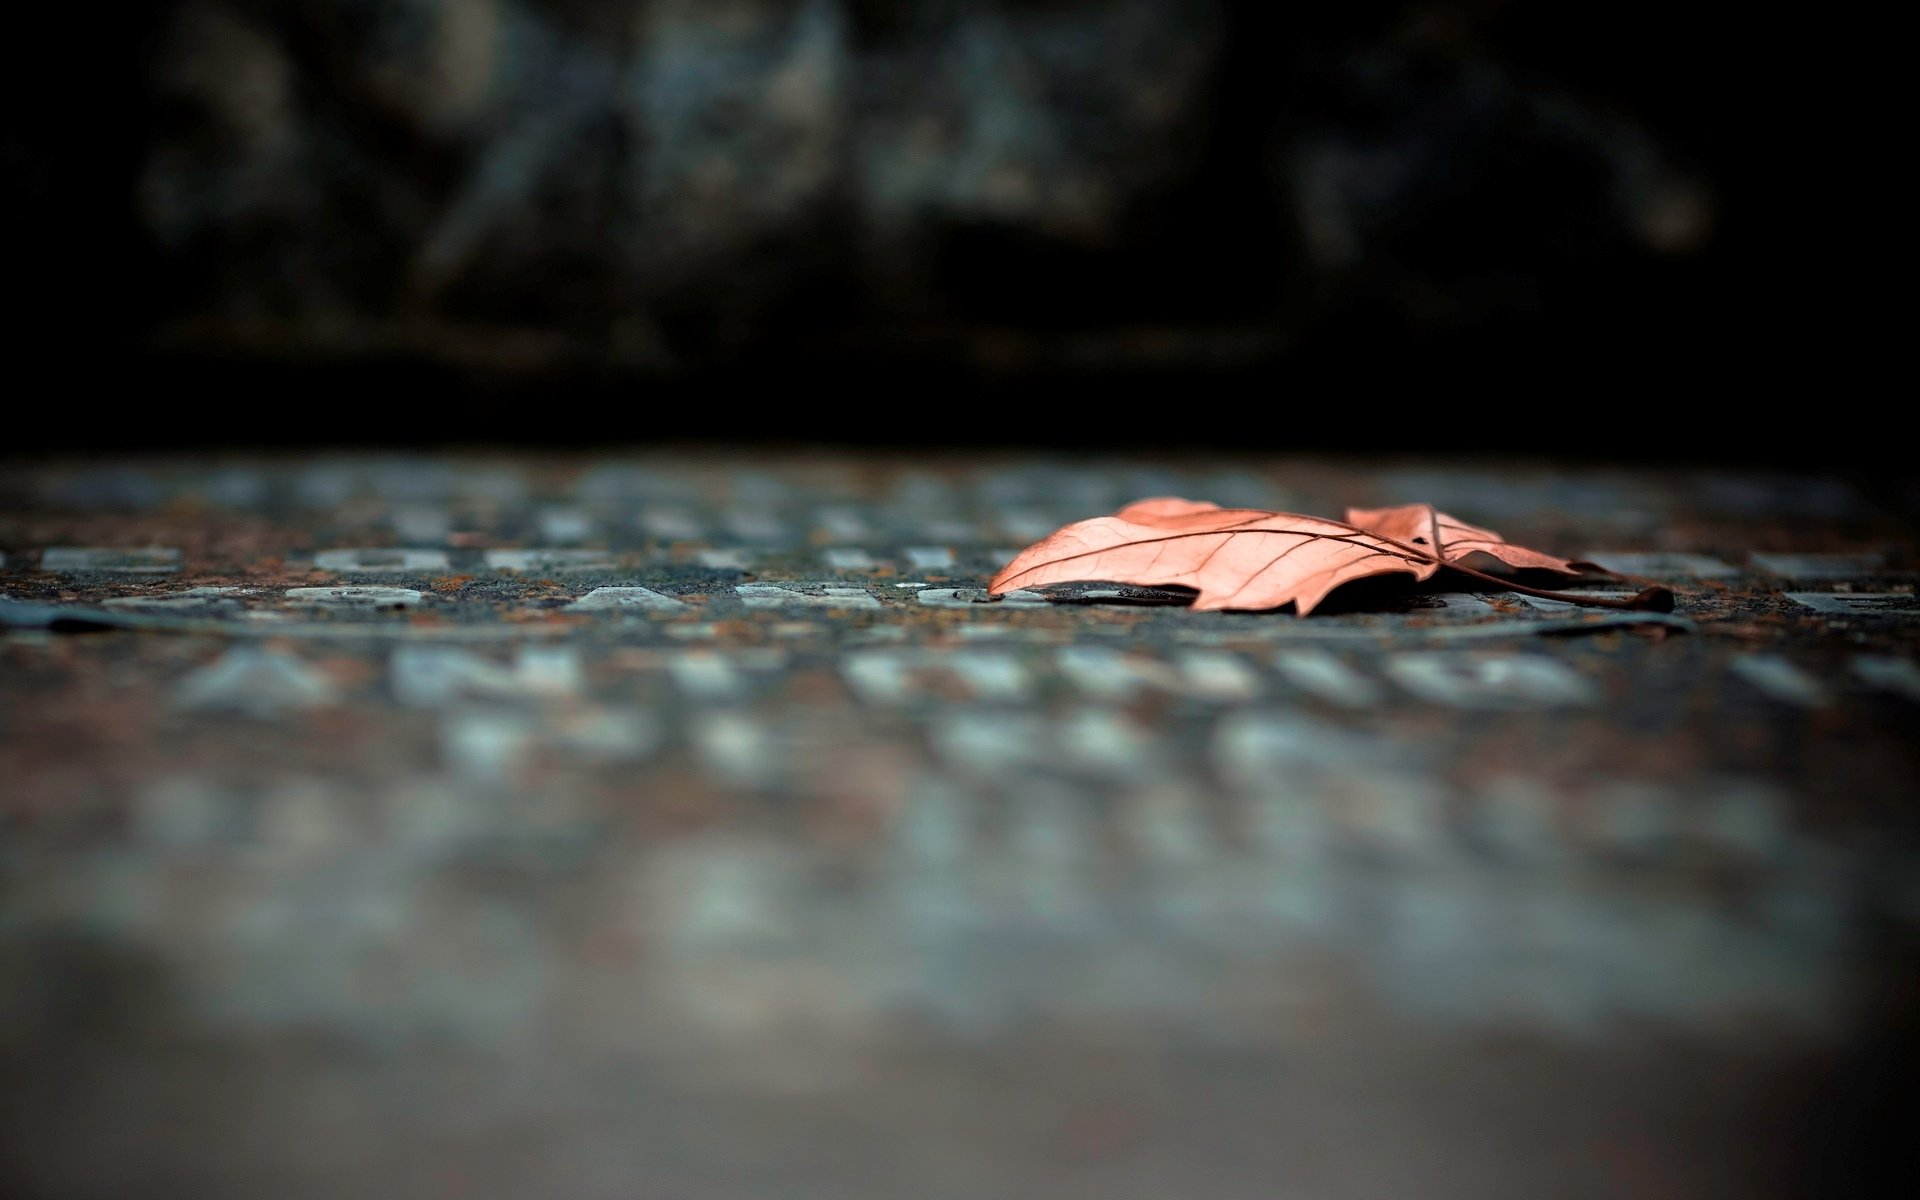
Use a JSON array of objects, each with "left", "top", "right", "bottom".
[
  {"left": 991, "top": 504, "right": 1442, "bottom": 614},
  {"left": 994, "top": 496, "right": 1671, "bottom": 615}
]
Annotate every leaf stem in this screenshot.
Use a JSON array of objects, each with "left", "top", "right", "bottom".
[{"left": 1433, "top": 561, "right": 1675, "bottom": 612}]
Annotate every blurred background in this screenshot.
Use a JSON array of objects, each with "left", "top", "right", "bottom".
[
  {"left": 6, "top": 0, "right": 1784, "bottom": 452},
  {"left": 3, "top": 6, "right": 1911, "bottom": 1200}
]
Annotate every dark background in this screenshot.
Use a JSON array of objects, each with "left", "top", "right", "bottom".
[{"left": 7, "top": 2, "right": 1805, "bottom": 455}]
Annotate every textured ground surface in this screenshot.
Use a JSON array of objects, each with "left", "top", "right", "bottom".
[{"left": 2, "top": 453, "right": 1916, "bottom": 1199}]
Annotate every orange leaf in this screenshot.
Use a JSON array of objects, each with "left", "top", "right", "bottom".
[
  {"left": 992, "top": 496, "right": 1663, "bottom": 616},
  {"left": 1344, "top": 503, "right": 1603, "bottom": 576}
]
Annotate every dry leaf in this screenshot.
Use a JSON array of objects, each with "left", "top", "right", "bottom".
[
  {"left": 991, "top": 503, "right": 1442, "bottom": 614},
  {"left": 992, "top": 496, "right": 1670, "bottom": 616}
]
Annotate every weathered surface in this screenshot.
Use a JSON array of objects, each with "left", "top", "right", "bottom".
[{"left": 1, "top": 453, "right": 1915, "bottom": 1198}]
